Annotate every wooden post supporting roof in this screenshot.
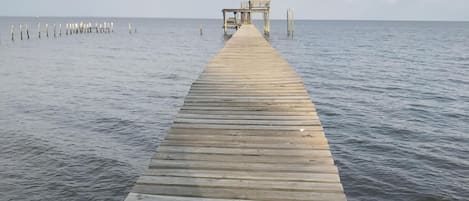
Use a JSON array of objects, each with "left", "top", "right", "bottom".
[
  {"left": 223, "top": 11, "right": 227, "bottom": 34},
  {"left": 264, "top": 10, "right": 270, "bottom": 35}
]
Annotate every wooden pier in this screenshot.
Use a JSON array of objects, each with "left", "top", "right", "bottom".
[{"left": 124, "top": 25, "right": 346, "bottom": 201}]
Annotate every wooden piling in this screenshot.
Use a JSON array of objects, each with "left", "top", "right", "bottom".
[
  {"left": 129, "top": 23, "right": 132, "bottom": 34},
  {"left": 124, "top": 24, "right": 347, "bottom": 201},
  {"left": 223, "top": 11, "right": 227, "bottom": 34},
  {"left": 240, "top": 2, "right": 248, "bottom": 24},
  {"left": 287, "top": 8, "right": 295, "bottom": 37},
  {"left": 26, "top": 24, "right": 30, "bottom": 39},
  {"left": 200, "top": 24, "right": 203, "bottom": 35},
  {"left": 38, "top": 23, "right": 41, "bottom": 39},
  {"left": 264, "top": 10, "right": 270, "bottom": 35},
  {"left": 10, "top": 25, "right": 14, "bottom": 41},
  {"left": 234, "top": 12, "right": 238, "bottom": 30},
  {"left": 45, "top": 24, "right": 49, "bottom": 38},
  {"left": 53, "top": 24, "right": 56, "bottom": 38},
  {"left": 19, "top": 24, "right": 23, "bottom": 40},
  {"left": 59, "top": 24, "right": 62, "bottom": 36}
]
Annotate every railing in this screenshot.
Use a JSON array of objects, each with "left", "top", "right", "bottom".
[
  {"left": 249, "top": 0, "right": 270, "bottom": 9},
  {"left": 241, "top": 2, "right": 249, "bottom": 9}
]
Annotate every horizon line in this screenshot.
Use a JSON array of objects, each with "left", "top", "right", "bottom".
[{"left": 1, "top": 15, "right": 468, "bottom": 22}]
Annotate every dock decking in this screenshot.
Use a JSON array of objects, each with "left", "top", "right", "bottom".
[{"left": 125, "top": 25, "right": 346, "bottom": 201}]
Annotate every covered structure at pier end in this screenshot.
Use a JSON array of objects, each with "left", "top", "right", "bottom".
[{"left": 222, "top": 0, "right": 271, "bottom": 35}]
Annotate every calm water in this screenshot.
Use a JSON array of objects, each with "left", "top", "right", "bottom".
[{"left": 1, "top": 17, "right": 468, "bottom": 201}]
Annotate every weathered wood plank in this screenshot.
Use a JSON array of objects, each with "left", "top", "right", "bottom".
[
  {"left": 186, "top": 96, "right": 311, "bottom": 100},
  {"left": 136, "top": 176, "right": 344, "bottom": 192},
  {"left": 179, "top": 106, "right": 316, "bottom": 112},
  {"left": 148, "top": 160, "right": 338, "bottom": 174},
  {"left": 163, "top": 134, "right": 328, "bottom": 145},
  {"left": 178, "top": 110, "right": 318, "bottom": 116},
  {"left": 168, "top": 128, "right": 326, "bottom": 136},
  {"left": 153, "top": 153, "right": 335, "bottom": 165},
  {"left": 156, "top": 146, "right": 332, "bottom": 157},
  {"left": 175, "top": 113, "right": 318, "bottom": 120},
  {"left": 171, "top": 123, "right": 322, "bottom": 131},
  {"left": 132, "top": 185, "right": 347, "bottom": 201},
  {"left": 125, "top": 193, "right": 253, "bottom": 201},
  {"left": 143, "top": 169, "right": 341, "bottom": 183},
  {"left": 183, "top": 98, "right": 313, "bottom": 103},
  {"left": 160, "top": 141, "right": 330, "bottom": 150},
  {"left": 173, "top": 118, "right": 320, "bottom": 126}
]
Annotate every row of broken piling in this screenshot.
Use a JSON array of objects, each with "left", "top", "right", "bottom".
[
  {"left": 4, "top": 22, "right": 138, "bottom": 44},
  {"left": 7, "top": 21, "right": 116, "bottom": 42}
]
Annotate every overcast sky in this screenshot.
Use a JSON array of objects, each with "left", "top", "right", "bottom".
[{"left": 1, "top": 0, "right": 468, "bottom": 21}]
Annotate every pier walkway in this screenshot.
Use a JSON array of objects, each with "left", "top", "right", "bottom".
[{"left": 125, "top": 25, "right": 346, "bottom": 201}]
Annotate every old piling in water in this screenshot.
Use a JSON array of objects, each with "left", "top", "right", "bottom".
[
  {"left": 5, "top": 20, "right": 115, "bottom": 44},
  {"left": 287, "top": 8, "right": 295, "bottom": 37},
  {"left": 26, "top": 24, "right": 30, "bottom": 39},
  {"left": 45, "top": 24, "right": 49, "bottom": 38},
  {"left": 10, "top": 25, "right": 14, "bottom": 41},
  {"left": 38, "top": 23, "right": 41, "bottom": 39},
  {"left": 19, "top": 24, "right": 23, "bottom": 40},
  {"left": 200, "top": 24, "right": 203, "bottom": 35}
]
